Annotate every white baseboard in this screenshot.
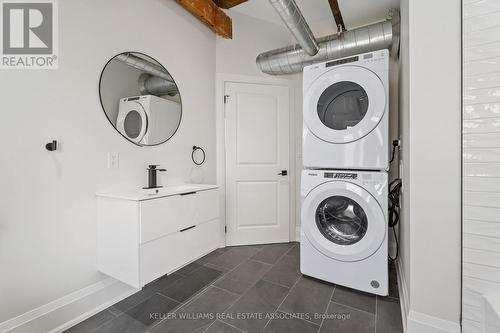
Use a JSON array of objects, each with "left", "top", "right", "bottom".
[
  {"left": 0, "top": 278, "right": 136, "bottom": 333},
  {"left": 295, "top": 226, "right": 301, "bottom": 242},
  {"left": 396, "top": 262, "right": 460, "bottom": 333},
  {"left": 407, "top": 311, "right": 461, "bottom": 333}
]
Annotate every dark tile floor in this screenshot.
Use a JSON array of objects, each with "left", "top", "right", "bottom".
[{"left": 65, "top": 243, "right": 403, "bottom": 333}]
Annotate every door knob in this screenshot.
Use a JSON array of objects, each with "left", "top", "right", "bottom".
[{"left": 277, "top": 170, "right": 288, "bottom": 176}]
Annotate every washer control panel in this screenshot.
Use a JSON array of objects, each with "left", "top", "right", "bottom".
[
  {"left": 304, "top": 171, "right": 385, "bottom": 185},
  {"left": 324, "top": 172, "right": 358, "bottom": 180}
]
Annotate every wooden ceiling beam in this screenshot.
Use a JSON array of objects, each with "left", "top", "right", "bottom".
[
  {"left": 328, "top": 0, "right": 346, "bottom": 31},
  {"left": 213, "top": 0, "right": 248, "bottom": 9},
  {"left": 214, "top": 7, "right": 232, "bottom": 38},
  {"left": 176, "top": 0, "right": 232, "bottom": 38}
]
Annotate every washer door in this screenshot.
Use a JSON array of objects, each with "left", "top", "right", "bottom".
[
  {"left": 302, "top": 181, "right": 386, "bottom": 262},
  {"left": 117, "top": 102, "right": 148, "bottom": 144},
  {"left": 304, "top": 66, "right": 386, "bottom": 144}
]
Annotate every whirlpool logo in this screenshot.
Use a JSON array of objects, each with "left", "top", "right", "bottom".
[{"left": 1, "top": 0, "right": 58, "bottom": 69}]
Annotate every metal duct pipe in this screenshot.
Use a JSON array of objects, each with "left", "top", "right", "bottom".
[
  {"left": 256, "top": 20, "right": 393, "bottom": 75},
  {"left": 138, "top": 74, "right": 178, "bottom": 96},
  {"left": 269, "top": 0, "right": 319, "bottom": 56},
  {"left": 116, "top": 53, "right": 173, "bottom": 81}
]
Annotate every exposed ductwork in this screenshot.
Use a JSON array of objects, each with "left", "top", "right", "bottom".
[
  {"left": 116, "top": 53, "right": 178, "bottom": 96},
  {"left": 269, "top": 0, "right": 319, "bottom": 56},
  {"left": 257, "top": 20, "right": 393, "bottom": 75},
  {"left": 257, "top": 2, "right": 399, "bottom": 76},
  {"left": 116, "top": 53, "right": 173, "bottom": 82},
  {"left": 138, "top": 74, "right": 178, "bottom": 96}
]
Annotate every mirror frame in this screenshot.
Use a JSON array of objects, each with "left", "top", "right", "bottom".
[{"left": 98, "top": 51, "right": 183, "bottom": 147}]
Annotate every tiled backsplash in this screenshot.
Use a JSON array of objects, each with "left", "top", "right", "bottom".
[{"left": 463, "top": 1, "right": 500, "bottom": 332}]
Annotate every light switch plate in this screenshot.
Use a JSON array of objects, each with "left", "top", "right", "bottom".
[{"left": 107, "top": 152, "right": 119, "bottom": 169}]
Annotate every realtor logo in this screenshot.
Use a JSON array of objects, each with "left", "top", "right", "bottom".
[{"left": 1, "top": 0, "right": 58, "bottom": 69}]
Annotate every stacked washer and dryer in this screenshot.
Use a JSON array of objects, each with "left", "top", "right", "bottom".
[
  {"left": 300, "top": 49, "right": 390, "bottom": 296},
  {"left": 117, "top": 95, "right": 181, "bottom": 146}
]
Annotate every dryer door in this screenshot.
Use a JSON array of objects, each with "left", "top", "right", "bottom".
[
  {"left": 304, "top": 66, "right": 386, "bottom": 144},
  {"left": 302, "top": 180, "right": 386, "bottom": 262},
  {"left": 117, "top": 102, "right": 148, "bottom": 144}
]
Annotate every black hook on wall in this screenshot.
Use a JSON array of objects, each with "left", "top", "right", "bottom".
[{"left": 45, "top": 140, "right": 57, "bottom": 151}]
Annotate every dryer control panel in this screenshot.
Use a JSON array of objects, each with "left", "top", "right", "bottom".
[
  {"left": 305, "top": 49, "right": 388, "bottom": 74},
  {"left": 326, "top": 56, "right": 359, "bottom": 68}
]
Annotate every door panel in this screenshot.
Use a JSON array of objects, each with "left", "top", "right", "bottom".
[
  {"left": 236, "top": 181, "right": 278, "bottom": 228},
  {"left": 236, "top": 93, "right": 278, "bottom": 165},
  {"left": 225, "top": 82, "right": 290, "bottom": 245}
]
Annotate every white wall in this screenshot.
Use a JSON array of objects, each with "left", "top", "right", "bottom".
[
  {"left": 398, "top": 0, "right": 411, "bottom": 310},
  {"left": 399, "top": 0, "right": 462, "bottom": 332},
  {"left": 216, "top": 12, "right": 292, "bottom": 78},
  {"left": 462, "top": 1, "right": 500, "bottom": 332},
  {"left": 0, "top": 0, "right": 216, "bottom": 323}
]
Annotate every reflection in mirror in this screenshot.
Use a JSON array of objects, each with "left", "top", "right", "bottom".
[{"left": 99, "top": 52, "right": 182, "bottom": 146}]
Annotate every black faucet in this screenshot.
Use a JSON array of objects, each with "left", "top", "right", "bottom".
[{"left": 144, "top": 165, "right": 166, "bottom": 189}]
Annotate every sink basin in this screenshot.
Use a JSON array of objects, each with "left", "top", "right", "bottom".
[
  {"left": 96, "top": 184, "right": 218, "bottom": 201},
  {"left": 142, "top": 184, "right": 200, "bottom": 196}
]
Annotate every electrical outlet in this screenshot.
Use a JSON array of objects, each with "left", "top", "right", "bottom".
[{"left": 107, "top": 152, "right": 119, "bottom": 169}]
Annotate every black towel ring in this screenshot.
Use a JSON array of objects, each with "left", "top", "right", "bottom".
[{"left": 192, "top": 146, "right": 206, "bottom": 165}]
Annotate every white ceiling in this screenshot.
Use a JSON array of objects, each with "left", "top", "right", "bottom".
[{"left": 230, "top": 0, "right": 399, "bottom": 36}]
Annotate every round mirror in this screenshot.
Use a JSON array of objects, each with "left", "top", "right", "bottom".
[{"left": 99, "top": 52, "right": 182, "bottom": 146}]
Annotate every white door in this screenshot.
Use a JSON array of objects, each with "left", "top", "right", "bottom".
[{"left": 225, "top": 81, "right": 290, "bottom": 246}]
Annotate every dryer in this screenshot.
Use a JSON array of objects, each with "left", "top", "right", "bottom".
[
  {"left": 300, "top": 169, "right": 388, "bottom": 295},
  {"left": 303, "top": 49, "right": 389, "bottom": 170},
  {"left": 117, "top": 95, "right": 181, "bottom": 146}
]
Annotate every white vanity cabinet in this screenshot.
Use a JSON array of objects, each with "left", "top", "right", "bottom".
[{"left": 96, "top": 185, "right": 219, "bottom": 289}]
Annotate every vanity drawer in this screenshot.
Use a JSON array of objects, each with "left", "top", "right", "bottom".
[
  {"left": 139, "top": 189, "right": 218, "bottom": 243},
  {"left": 140, "top": 193, "right": 195, "bottom": 243},
  {"left": 139, "top": 218, "right": 220, "bottom": 286},
  {"left": 194, "top": 189, "right": 219, "bottom": 224}
]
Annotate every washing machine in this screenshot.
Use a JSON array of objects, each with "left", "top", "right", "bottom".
[
  {"left": 303, "top": 49, "right": 389, "bottom": 170},
  {"left": 116, "top": 95, "right": 181, "bottom": 145},
  {"left": 300, "top": 169, "right": 388, "bottom": 295}
]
